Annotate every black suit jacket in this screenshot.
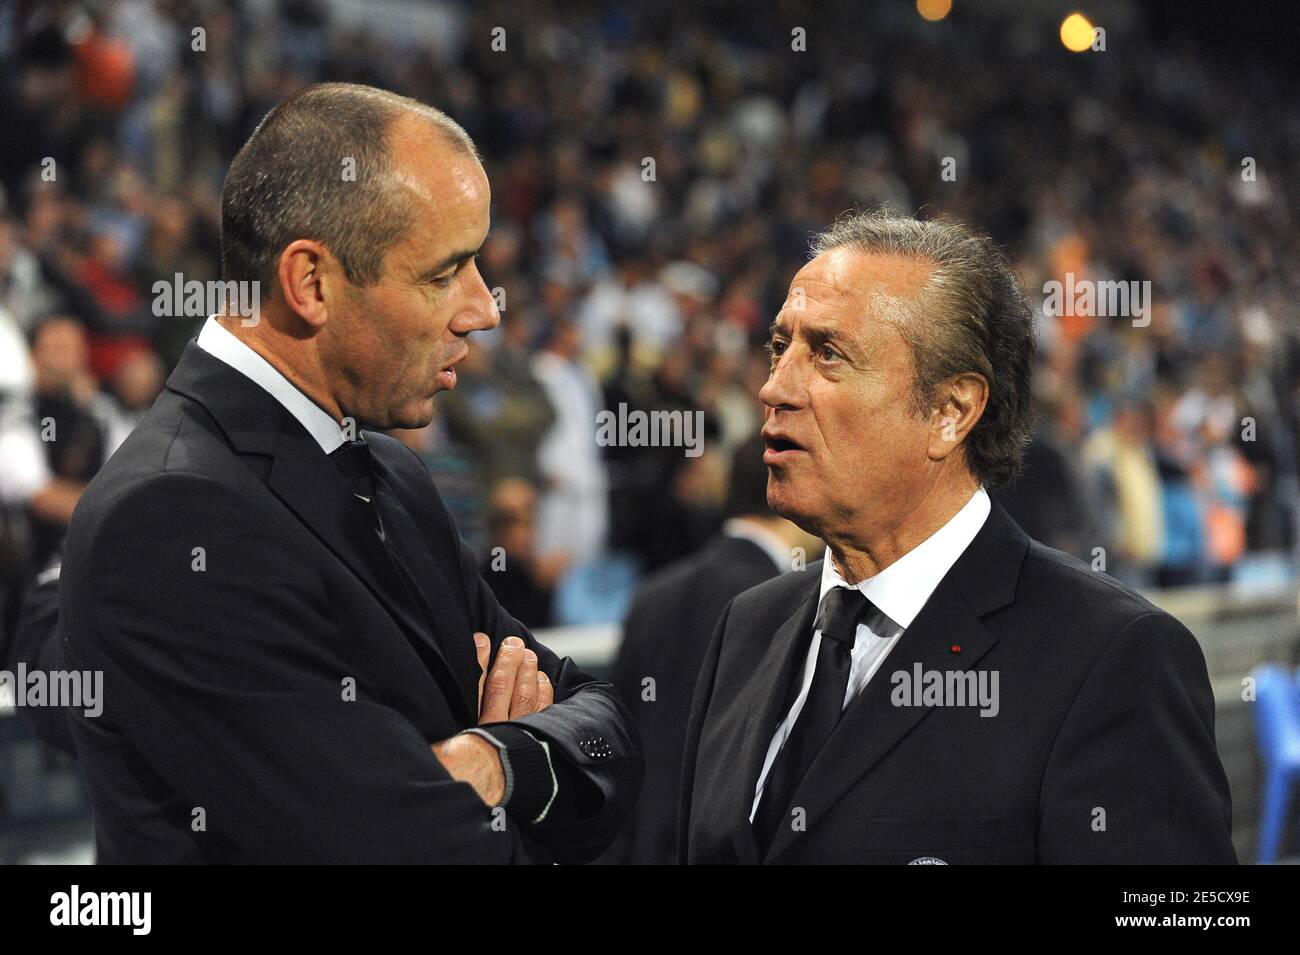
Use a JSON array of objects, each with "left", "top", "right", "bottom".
[
  {"left": 679, "top": 498, "right": 1235, "bottom": 864},
  {"left": 60, "top": 341, "right": 641, "bottom": 864},
  {"left": 607, "top": 534, "right": 781, "bottom": 864}
]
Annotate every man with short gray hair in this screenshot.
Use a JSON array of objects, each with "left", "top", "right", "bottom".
[
  {"left": 679, "top": 210, "right": 1234, "bottom": 864},
  {"left": 60, "top": 83, "right": 641, "bottom": 863}
]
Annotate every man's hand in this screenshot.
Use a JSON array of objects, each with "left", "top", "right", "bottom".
[
  {"left": 430, "top": 734, "right": 506, "bottom": 806},
  {"left": 474, "top": 632, "right": 554, "bottom": 722},
  {"left": 429, "top": 633, "right": 555, "bottom": 807}
]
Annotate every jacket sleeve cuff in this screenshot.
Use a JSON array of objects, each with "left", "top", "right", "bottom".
[{"left": 461, "top": 726, "right": 558, "bottom": 824}]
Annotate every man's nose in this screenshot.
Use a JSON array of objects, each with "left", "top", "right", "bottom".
[
  {"left": 454, "top": 262, "right": 500, "bottom": 334},
  {"left": 759, "top": 347, "right": 806, "bottom": 410}
]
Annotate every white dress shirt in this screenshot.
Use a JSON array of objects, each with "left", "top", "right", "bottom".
[
  {"left": 196, "top": 315, "right": 349, "bottom": 454},
  {"left": 750, "top": 486, "right": 992, "bottom": 819}
]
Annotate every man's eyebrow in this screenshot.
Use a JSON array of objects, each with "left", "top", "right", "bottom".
[
  {"left": 768, "top": 316, "right": 861, "bottom": 354},
  {"left": 416, "top": 243, "right": 484, "bottom": 281},
  {"left": 802, "top": 323, "right": 848, "bottom": 344}
]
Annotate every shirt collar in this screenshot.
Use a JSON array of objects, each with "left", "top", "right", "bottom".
[
  {"left": 196, "top": 315, "right": 349, "bottom": 454},
  {"left": 722, "top": 517, "right": 792, "bottom": 574},
  {"left": 818, "top": 486, "right": 992, "bottom": 629}
]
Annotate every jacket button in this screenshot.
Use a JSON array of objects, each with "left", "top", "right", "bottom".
[{"left": 580, "top": 736, "right": 612, "bottom": 759}]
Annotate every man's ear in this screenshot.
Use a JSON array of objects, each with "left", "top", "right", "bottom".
[
  {"left": 276, "top": 240, "right": 333, "bottom": 330},
  {"left": 926, "top": 372, "right": 989, "bottom": 462}
]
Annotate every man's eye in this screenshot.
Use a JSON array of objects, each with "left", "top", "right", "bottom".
[
  {"left": 430, "top": 254, "right": 480, "bottom": 289},
  {"left": 766, "top": 340, "right": 786, "bottom": 359},
  {"left": 819, "top": 345, "right": 841, "bottom": 362}
]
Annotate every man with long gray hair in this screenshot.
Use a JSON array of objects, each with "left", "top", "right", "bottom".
[{"left": 679, "top": 210, "right": 1234, "bottom": 864}]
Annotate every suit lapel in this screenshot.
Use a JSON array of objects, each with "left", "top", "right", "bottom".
[
  {"left": 370, "top": 461, "right": 482, "bottom": 720},
  {"left": 763, "top": 499, "right": 1030, "bottom": 863},
  {"left": 164, "top": 342, "right": 474, "bottom": 724},
  {"left": 728, "top": 573, "right": 821, "bottom": 864}
]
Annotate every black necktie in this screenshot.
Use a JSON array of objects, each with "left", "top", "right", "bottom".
[
  {"left": 752, "top": 585, "right": 868, "bottom": 853},
  {"left": 330, "top": 438, "right": 384, "bottom": 538},
  {"left": 330, "top": 438, "right": 375, "bottom": 500},
  {"left": 330, "top": 437, "right": 436, "bottom": 620}
]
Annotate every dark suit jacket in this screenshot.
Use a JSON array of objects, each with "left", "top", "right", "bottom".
[
  {"left": 679, "top": 498, "right": 1235, "bottom": 864},
  {"left": 60, "top": 341, "right": 642, "bottom": 864},
  {"left": 607, "top": 533, "right": 781, "bottom": 864}
]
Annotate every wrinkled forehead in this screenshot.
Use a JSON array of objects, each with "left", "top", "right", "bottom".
[{"left": 774, "top": 247, "right": 933, "bottom": 337}]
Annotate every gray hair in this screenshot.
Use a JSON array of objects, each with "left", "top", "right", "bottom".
[
  {"left": 221, "top": 83, "right": 478, "bottom": 293},
  {"left": 811, "top": 209, "right": 1036, "bottom": 489}
]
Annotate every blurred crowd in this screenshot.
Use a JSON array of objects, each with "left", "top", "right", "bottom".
[{"left": 0, "top": 0, "right": 1296, "bottom": 635}]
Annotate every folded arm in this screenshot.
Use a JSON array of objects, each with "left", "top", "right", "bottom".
[
  {"left": 65, "top": 473, "right": 531, "bottom": 863},
  {"left": 455, "top": 531, "right": 644, "bottom": 864}
]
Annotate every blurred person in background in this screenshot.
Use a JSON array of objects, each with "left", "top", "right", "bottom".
[
  {"left": 89, "top": 346, "right": 165, "bottom": 457},
  {"left": 480, "top": 478, "right": 565, "bottom": 630},
  {"left": 1150, "top": 386, "right": 1209, "bottom": 588},
  {"left": 25, "top": 314, "right": 106, "bottom": 576},
  {"left": 388, "top": 407, "right": 487, "bottom": 557},
  {"left": 0, "top": 213, "right": 62, "bottom": 332},
  {"left": 1, "top": 313, "right": 120, "bottom": 757},
  {"left": 605, "top": 337, "right": 724, "bottom": 573},
  {"left": 1081, "top": 398, "right": 1165, "bottom": 588},
  {"left": 991, "top": 390, "right": 1097, "bottom": 558},
  {"left": 438, "top": 308, "right": 556, "bottom": 488},
  {"left": 533, "top": 191, "right": 610, "bottom": 289},
  {"left": 0, "top": 306, "right": 46, "bottom": 639},
  {"left": 532, "top": 315, "right": 610, "bottom": 570},
  {"left": 577, "top": 253, "right": 682, "bottom": 376},
  {"left": 607, "top": 432, "right": 820, "bottom": 865},
  {"left": 133, "top": 194, "right": 219, "bottom": 370},
  {"left": 1194, "top": 412, "right": 1256, "bottom": 584}
]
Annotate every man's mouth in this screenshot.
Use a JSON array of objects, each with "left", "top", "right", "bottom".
[
  {"left": 762, "top": 429, "right": 807, "bottom": 463},
  {"left": 436, "top": 349, "right": 469, "bottom": 390}
]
